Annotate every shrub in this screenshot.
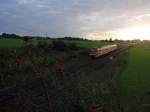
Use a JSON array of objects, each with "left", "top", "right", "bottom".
[
  {"left": 23, "top": 36, "right": 32, "bottom": 42},
  {"left": 52, "top": 41, "right": 79, "bottom": 51},
  {"left": 68, "top": 43, "right": 79, "bottom": 50},
  {"left": 52, "top": 40, "right": 68, "bottom": 51},
  {"left": 37, "top": 41, "right": 48, "bottom": 49}
]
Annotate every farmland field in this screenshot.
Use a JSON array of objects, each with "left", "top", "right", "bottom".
[
  {"left": 61, "top": 40, "right": 110, "bottom": 48},
  {"left": 0, "top": 38, "right": 49, "bottom": 48},
  {"left": 0, "top": 39, "right": 25, "bottom": 48},
  {"left": 117, "top": 44, "right": 150, "bottom": 112},
  {"left": 0, "top": 38, "right": 111, "bottom": 48}
]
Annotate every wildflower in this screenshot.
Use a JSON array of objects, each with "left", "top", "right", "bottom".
[
  {"left": 88, "top": 104, "right": 103, "bottom": 112},
  {"left": 48, "top": 44, "right": 54, "bottom": 48},
  {"left": 23, "top": 36, "right": 32, "bottom": 42},
  {"left": 32, "top": 68, "right": 41, "bottom": 76},
  {"left": 54, "top": 67, "right": 64, "bottom": 74},
  {"left": 16, "top": 58, "right": 24, "bottom": 65}
]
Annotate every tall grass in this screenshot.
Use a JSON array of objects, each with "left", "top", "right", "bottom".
[{"left": 117, "top": 44, "right": 150, "bottom": 112}]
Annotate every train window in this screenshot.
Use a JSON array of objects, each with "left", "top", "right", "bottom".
[{"left": 90, "top": 48, "right": 96, "bottom": 53}]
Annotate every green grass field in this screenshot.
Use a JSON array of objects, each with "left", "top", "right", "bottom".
[
  {"left": 62, "top": 40, "right": 109, "bottom": 48},
  {"left": 0, "top": 39, "right": 49, "bottom": 48},
  {"left": 1, "top": 38, "right": 150, "bottom": 112},
  {"left": 0, "top": 39, "right": 25, "bottom": 48},
  {"left": 118, "top": 44, "right": 150, "bottom": 112},
  {"left": 0, "top": 38, "right": 111, "bottom": 48}
]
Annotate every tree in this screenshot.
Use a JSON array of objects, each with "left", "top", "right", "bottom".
[{"left": 109, "top": 38, "right": 113, "bottom": 42}]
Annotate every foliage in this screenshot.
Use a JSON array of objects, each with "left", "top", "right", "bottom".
[
  {"left": 52, "top": 40, "right": 68, "bottom": 51},
  {"left": 52, "top": 40, "right": 80, "bottom": 51},
  {"left": 1, "top": 33, "right": 20, "bottom": 39},
  {"left": 58, "top": 36, "right": 87, "bottom": 41},
  {"left": 37, "top": 41, "right": 49, "bottom": 49},
  {"left": 0, "top": 42, "right": 132, "bottom": 112},
  {"left": 22, "top": 36, "right": 32, "bottom": 42}
]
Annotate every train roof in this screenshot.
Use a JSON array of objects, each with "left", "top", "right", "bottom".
[
  {"left": 91, "top": 44, "right": 117, "bottom": 50},
  {"left": 100, "top": 44, "right": 117, "bottom": 49}
]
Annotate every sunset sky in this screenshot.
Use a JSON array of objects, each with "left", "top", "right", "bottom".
[{"left": 0, "top": 0, "right": 150, "bottom": 40}]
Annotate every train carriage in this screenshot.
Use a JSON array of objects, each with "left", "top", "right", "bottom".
[{"left": 89, "top": 44, "right": 117, "bottom": 58}]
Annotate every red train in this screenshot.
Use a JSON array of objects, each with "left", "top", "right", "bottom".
[{"left": 89, "top": 44, "right": 117, "bottom": 58}]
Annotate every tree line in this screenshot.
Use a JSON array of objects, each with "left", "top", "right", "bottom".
[{"left": 0, "top": 33, "right": 88, "bottom": 41}]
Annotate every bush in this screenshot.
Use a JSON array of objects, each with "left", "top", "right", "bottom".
[
  {"left": 68, "top": 43, "right": 79, "bottom": 50},
  {"left": 37, "top": 41, "right": 48, "bottom": 49},
  {"left": 52, "top": 41, "right": 68, "bottom": 51},
  {"left": 23, "top": 36, "right": 32, "bottom": 42},
  {"left": 52, "top": 41, "right": 79, "bottom": 51}
]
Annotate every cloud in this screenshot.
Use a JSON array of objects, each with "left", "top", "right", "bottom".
[
  {"left": 16, "top": 0, "right": 35, "bottom": 4},
  {"left": 85, "top": 31, "right": 118, "bottom": 40},
  {"left": 0, "top": 0, "right": 150, "bottom": 39}
]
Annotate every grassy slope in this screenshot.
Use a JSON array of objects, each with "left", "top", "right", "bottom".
[{"left": 118, "top": 44, "right": 150, "bottom": 112}]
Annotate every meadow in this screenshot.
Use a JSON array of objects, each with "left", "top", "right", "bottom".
[
  {"left": 0, "top": 38, "right": 149, "bottom": 112},
  {"left": 0, "top": 39, "right": 25, "bottom": 48},
  {"left": 117, "top": 44, "right": 150, "bottom": 112},
  {"left": 0, "top": 38, "right": 111, "bottom": 48},
  {"left": 0, "top": 38, "right": 126, "bottom": 112}
]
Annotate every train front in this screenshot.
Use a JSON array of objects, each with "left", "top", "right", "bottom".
[{"left": 89, "top": 48, "right": 97, "bottom": 58}]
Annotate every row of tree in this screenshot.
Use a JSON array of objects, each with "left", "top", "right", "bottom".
[
  {"left": 0, "top": 33, "right": 87, "bottom": 41},
  {"left": 0, "top": 33, "right": 128, "bottom": 42},
  {"left": 0, "top": 33, "right": 47, "bottom": 39},
  {"left": 58, "top": 36, "right": 87, "bottom": 41},
  {"left": 0, "top": 33, "right": 21, "bottom": 39}
]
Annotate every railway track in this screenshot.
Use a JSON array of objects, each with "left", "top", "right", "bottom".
[{"left": 65, "top": 45, "right": 130, "bottom": 75}]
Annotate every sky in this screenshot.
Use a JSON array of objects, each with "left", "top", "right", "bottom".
[{"left": 0, "top": 0, "right": 150, "bottom": 40}]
